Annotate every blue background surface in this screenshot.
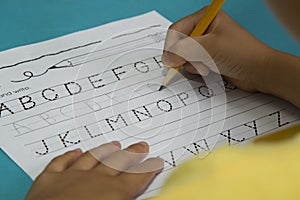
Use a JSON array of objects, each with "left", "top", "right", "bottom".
[{"left": 0, "top": 0, "right": 299, "bottom": 199}]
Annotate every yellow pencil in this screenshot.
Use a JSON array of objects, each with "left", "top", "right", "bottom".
[{"left": 158, "top": 0, "right": 225, "bottom": 91}]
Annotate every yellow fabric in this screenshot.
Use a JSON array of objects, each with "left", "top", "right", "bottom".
[{"left": 154, "top": 124, "right": 300, "bottom": 200}]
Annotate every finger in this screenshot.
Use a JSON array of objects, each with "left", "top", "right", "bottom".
[
  {"left": 95, "top": 142, "right": 149, "bottom": 176},
  {"left": 184, "top": 62, "right": 210, "bottom": 76},
  {"left": 163, "top": 6, "right": 209, "bottom": 66},
  {"left": 69, "top": 141, "right": 121, "bottom": 170},
  {"left": 44, "top": 149, "right": 82, "bottom": 172},
  {"left": 163, "top": 29, "right": 188, "bottom": 66},
  {"left": 163, "top": 34, "right": 215, "bottom": 68},
  {"left": 119, "top": 158, "right": 164, "bottom": 198}
]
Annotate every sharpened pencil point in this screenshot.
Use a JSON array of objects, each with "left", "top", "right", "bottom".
[{"left": 158, "top": 85, "right": 166, "bottom": 91}]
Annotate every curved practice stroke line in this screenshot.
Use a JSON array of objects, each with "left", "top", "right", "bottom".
[
  {"left": 10, "top": 63, "right": 75, "bottom": 83},
  {"left": 11, "top": 69, "right": 50, "bottom": 83},
  {"left": 0, "top": 40, "right": 102, "bottom": 70}
]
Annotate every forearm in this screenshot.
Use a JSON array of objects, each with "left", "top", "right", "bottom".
[{"left": 259, "top": 49, "right": 300, "bottom": 108}]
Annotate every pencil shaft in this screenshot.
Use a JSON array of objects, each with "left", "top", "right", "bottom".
[{"left": 191, "top": 0, "right": 225, "bottom": 36}]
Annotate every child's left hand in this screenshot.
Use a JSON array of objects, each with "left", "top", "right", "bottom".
[{"left": 25, "top": 141, "right": 163, "bottom": 200}]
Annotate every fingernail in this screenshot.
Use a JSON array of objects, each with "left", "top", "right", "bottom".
[
  {"left": 74, "top": 148, "right": 82, "bottom": 153},
  {"left": 154, "top": 157, "right": 164, "bottom": 174},
  {"left": 111, "top": 141, "right": 121, "bottom": 146},
  {"left": 139, "top": 141, "right": 148, "bottom": 147}
]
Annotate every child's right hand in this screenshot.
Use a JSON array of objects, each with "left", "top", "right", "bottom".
[{"left": 162, "top": 8, "right": 273, "bottom": 93}]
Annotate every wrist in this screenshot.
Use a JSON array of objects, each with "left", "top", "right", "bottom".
[
  {"left": 253, "top": 47, "right": 300, "bottom": 108},
  {"left": 252, "top": 46, "right": 278, "bottom": 95}
]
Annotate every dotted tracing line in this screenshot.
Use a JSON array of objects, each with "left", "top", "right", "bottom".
[{"left": 220, "top": 130, "right": 246, "bottom": 145}]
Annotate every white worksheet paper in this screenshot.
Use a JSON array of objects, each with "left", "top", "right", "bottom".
[{"left": 0, "top": 11, "right": 300, "bottom": 198}]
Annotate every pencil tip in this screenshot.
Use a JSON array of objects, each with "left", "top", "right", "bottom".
[{"left": 158, "top": 85, "right": 166, "bottom": 91}]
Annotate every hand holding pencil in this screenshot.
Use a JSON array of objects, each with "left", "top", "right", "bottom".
[
  {"left": 159, "top": 0, "right": 225, "bottom": 91},
  {"left": 160, "top": 0, "right": 273, "bottom": 93}
]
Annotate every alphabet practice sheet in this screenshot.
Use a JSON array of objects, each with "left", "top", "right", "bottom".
[{"left": 0, "top": 11, "right": 300, "bottom": 198}]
